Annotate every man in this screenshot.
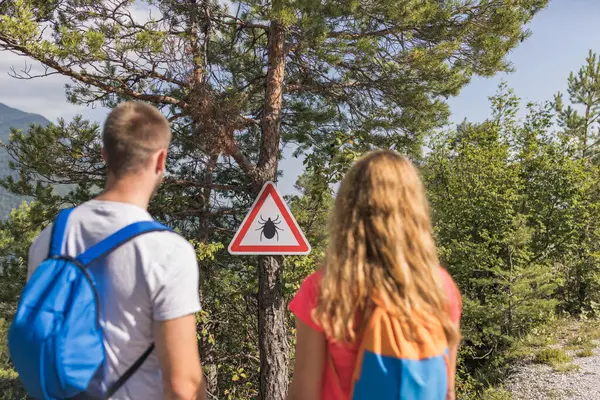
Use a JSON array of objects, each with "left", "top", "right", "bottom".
[{"left": 27, "top": 102, "right": 206, "bottom": 400}]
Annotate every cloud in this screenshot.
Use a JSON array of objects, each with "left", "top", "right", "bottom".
[
  {"left": 0, "top": 52, "right": 109, "bottom": 122},
  {"left": 0, "top": 1, "right": 162, "bottom": 123}
]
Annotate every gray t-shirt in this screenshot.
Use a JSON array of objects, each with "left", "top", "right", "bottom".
[{"left": 27, "top": 200, "right": 201, "bottom": 400}]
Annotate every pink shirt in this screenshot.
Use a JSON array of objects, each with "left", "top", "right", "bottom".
[{"left": 288, "top": 268, "right": 462, "bottom": 400}]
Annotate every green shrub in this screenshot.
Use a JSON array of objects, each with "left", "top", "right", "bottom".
[
  {"left": 534, "top": 348, "right": 572, "bottom": 366},
  {"left": 481, "top": 387, "right": 513, "bottom": 400},
  {"left": 0, "top": 318, "right": 27, "bottom": 399},
  {"left": 553, "top": 363, "right": 580, "bottom": 373},
  {"left": 0, "top": 369, "right": 27, "bottom": 399},
  {"left": 567, "top": 335, "right": 594, "bottom": 348},
  {"left": 576, "top": 348, "right": 594, "bottom": 357}
]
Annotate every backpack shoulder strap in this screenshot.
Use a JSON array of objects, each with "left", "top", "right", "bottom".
[
  {"left": 103, "top": 344, "right": 155, "bottom": 400},
  {"left": 49, "top": 208, "right": 75, "bottom": 257},
  {"left": 76, "top": 221, "right": 173, "bottom": 267}
]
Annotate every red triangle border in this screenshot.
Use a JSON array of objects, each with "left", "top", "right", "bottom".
[{"left": 228, "top": 182, "right": 311, "bottom": 255}]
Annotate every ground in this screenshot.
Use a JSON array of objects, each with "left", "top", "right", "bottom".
[{"left": 504, "top": 319, "right": 600, "bottom": 400}]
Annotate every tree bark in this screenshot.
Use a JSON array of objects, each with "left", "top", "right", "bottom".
[
  {"left": 257, "top": 16, "right": 289, "bottom": 400},
  {"left": 258, "top": 254, "right": 288, "bottom": 400}
]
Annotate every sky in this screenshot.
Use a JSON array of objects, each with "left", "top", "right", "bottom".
[
  {"left": 448, "top": 0, "right": 600, "bottom": 124},
  {"left": 0, "top": 0, "right": 599, "bottom": 195}
]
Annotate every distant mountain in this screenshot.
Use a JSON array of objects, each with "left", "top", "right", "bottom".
[
  {"left": 0, "top": 103, "right": 50, "bottom": 218},
  {"left": 0, "top": 103, "right": 49, "bottom": 135}
]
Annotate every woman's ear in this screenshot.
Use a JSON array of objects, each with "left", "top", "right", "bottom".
[{"left": 101, "top": 148, "right": 106, "bottom": 161}]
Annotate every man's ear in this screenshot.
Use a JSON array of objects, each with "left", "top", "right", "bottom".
[{"left": 156, "top": 148, "right": 167, "bottom": 174}]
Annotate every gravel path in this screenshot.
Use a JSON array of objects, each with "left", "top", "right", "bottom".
[{"left": 506, "top": 340, "right": 600, "bottom": 399}]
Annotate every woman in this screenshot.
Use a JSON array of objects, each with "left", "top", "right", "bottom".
[{"left": 287, "top": 150, "right": 462, "bottom": 400}]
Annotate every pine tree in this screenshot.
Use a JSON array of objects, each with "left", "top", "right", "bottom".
[
  {"left": 0, "top": 1, "right": 548, "bottom": 397},
  {"left": 552, "top": 51, "right": 600, "bottom": 313},
  {"left": 554, "top": 50, "right": 600, "bottom": 160},
  {"left": 424, "top": 86, "right": 562, "bottom": 390}
]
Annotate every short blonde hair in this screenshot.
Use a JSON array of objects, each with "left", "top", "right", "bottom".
[{"left": 102, "top": 101, "right": 171, "bottom": 177}]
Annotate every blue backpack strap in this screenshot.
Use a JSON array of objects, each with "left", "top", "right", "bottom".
[
  {"left": 76, "top": 221, "right": 173, "bottom": 267},
  {"left": 49, "top": 208, "right": 75, "bottom": 257}
]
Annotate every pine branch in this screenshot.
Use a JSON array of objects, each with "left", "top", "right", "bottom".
[
  {"left": 0, "top": 38, "right": 189, "bottom": 109},
  {"left": 328, "top": 27, "right": 398, "bottom": 39},
  {"left": 214, "top": 13, "right": 270, "bottom": 31},
  {"left": 165, "top": 179, "right": 251, "bottom": 193},
  {"left": 222, "top": 133, "right": 256, "bottom": 178}
]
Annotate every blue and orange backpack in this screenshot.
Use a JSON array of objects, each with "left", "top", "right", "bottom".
[
  {"left": 333, "top": 270, "right": 457, "bottom": 399},
  {"left": 8, "top": 208, "right": 172, "bottom": 399}
]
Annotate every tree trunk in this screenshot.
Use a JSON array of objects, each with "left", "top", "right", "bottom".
[
  {"left": 258, "top": 254, "right": 289, "bottom": 400},
  {"left": 257, "top": 16, "right": 289, "bottom": 400}
]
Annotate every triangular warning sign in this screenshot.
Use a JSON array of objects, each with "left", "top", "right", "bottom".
[{"left": 228, "top": 181, "right": 311, "bottom": 255}]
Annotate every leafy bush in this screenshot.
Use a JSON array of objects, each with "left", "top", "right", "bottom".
[
  {"left": 0, "top": 319, "right": 26, "bottom": 399},
  {"left": 534, "top": 349, "right": 572, "bottom": 366},
  {"left": 0, "top": 369, "right": 27, "bottom": 400},
  {"left": 575, "top": 348, "right": 594, "bottom": 358}
]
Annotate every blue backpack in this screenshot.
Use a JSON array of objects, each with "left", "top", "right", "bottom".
[{"left": 8, "top": 208, "right": 172, "bottom": 399}]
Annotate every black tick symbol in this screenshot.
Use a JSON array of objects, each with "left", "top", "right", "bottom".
[{"left": 256, "top": 215, "right": 283, "bottom": 241}]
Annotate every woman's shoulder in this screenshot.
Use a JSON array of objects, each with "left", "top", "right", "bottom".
[
  {"left": 292, "top": 270, "right": 323, "bottom": 304},
  {"left": 303, "top": 270, "right": 323, "bottom": 287},
  {"left": 437, "top": 267, "right": 462, "bottom": 323},
  {"left": 288, "top": 271, "right": 324, "bottom": 332},
  {"left": 437, "top": 267, "right": 460, "bottom": 295}
]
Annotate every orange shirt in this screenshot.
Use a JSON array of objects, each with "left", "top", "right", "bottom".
[{"left": 288, "top": 268, "right": 462, "bottom": 400}]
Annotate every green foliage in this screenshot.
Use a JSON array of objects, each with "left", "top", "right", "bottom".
[
  {"left": 575, "top": 348, "right": 594, "bottom": 358},
  {"left": 534, "top": 348, "right": 572, "bottom": 366},
  {"left": 0, "top": 201, "right": 55, "bottom": 315},
  {"left": 284, "top": 170, "right": 333, "bottom": 296},
  {"left": 0, "top": 0, "right": 552, "bottom": 398},
  {"left": 0, "top": 0, "right": 548, "bottom": 167},
  {"left": 423, "top": 59, "right": 600, "bottom": 393},
  {"left": 547, "top": 52, "right": 600, "bottom": 315},
  {"left": 553, "top": 363, "right": 580, "bottom": 373},
  {"left": 0, "top": 201, "right": 54, "bottom": 398},
  {"left": 0, "top": 368, "right": 27, "bottom": 400},
  {"left": 425, "top": 88, "right": 558, "bottom": 364},
  {"left": 480, "top": 387, "right": 513, "bottom": 400},
  {"left": 0, "top": 103, "right": 50, "bottom": 219},
  {"left": 0, "top": 319, "right": 27, "bottom": 399}
]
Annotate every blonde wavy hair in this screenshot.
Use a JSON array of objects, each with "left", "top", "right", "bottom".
[{"left": 314, "top": 150, "right": 460, "bottom": 347}]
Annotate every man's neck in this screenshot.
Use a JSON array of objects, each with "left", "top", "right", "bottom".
[{"left": 96, "top": 175, "right": 152, "bottom": 210}]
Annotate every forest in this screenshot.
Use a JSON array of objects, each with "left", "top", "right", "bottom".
[{"left": 3, "top": 0, "right": 600, "bottom": 399}]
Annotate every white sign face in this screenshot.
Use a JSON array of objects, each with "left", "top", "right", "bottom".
[{"left": 228, "top": 181, "right": 311, "bottom": 255}]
